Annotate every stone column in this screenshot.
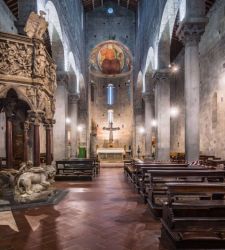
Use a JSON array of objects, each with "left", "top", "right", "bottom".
[
  {"left": 23, "top": 121, "right": 29, "bottom": 162},
  {"left": 143, "top": 92, "right": 153, "bottom": 159},
  {"left": 44, "top": 120, "right": 54, "bottom": 165},
  {"left": 53, "top": 72, "right": 68, "bottom": 160},
  {"left": 6, "top": 116, "right": 13, "bottom": 168},
  {"left": 154, "top": 70, "right": 171, "bottom": 161},
  {"left": 177, "top": 6, "right": 207, "bottom": 161},
  {"left": 69, "top": 94, "right": 79, "bottom": 158},
  {"left": 28, "top": 111, "right": 43, "bottom": 167}
]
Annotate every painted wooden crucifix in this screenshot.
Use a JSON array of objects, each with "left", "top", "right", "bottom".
[{"left": 103, "top": 122, "right": 120, "bottom": 146}]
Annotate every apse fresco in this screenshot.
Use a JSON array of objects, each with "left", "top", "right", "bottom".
[{"left": 89, "top": 40, "right": 132, "bottom": 76}]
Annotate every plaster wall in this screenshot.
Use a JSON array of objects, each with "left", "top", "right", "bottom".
[{"left": 0, "top": 0, "right": 17, "bottom": 33}]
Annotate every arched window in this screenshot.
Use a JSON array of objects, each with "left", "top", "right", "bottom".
[{"left": 107, "top": 83, "right": 114, "bottom": 105}]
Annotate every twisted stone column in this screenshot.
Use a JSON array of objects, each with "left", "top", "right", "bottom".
[{"left": 154, "top": 70, "right": 171, "bottom": 161}]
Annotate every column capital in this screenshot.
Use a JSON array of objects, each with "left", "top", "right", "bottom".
[
  {"left": 142, "top": 92, "right": 153, "bottom": 102},
  {"left": 153, "top": 69, "right": 171, "bottom": 82},
  {"left": 177, "top": 19, "right": 208, "bottom": 46},
  {"left": 28, "top": 110, "right": 44, "bottom": 125},
  {"left": 43, "top": 119, "right": 55, "bottom": 128},
  {"left": 57, "top": 71, "right": 70, "bottom": 87},
  {"left": 69, "top": 93, "right": 80, "bottom": 104}
]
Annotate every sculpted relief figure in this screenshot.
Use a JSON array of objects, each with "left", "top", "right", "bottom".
[
  {"left": 34, "top": 43, "right": 47, "bottom": 77},
  {"left": 0, "top": 41, "right": 32, "bottom": 77},
  {"left": 24, "top": 11, "right": 48, "bottom": 40}
]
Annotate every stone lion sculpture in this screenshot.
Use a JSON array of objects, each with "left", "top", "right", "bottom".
[{"left": 15, "top": 162, "right": 56, "bottom": 196}]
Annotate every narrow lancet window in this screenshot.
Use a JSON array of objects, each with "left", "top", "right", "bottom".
[
  {"left": 107, "top": 83, "right": 114, "bottom": 105},
  {"left": 108, "top": 109, "right": 114, "bottom": 123}
]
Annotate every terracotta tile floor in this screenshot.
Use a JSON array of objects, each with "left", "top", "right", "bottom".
[{"left": 0, "top": 168, "right": 166, "bottom": 250}]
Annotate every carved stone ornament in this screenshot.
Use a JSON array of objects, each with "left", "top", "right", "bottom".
[
  {"left": 153, "top": 69, "right": 171, "bottom": 83},
  {"left": 68, "top": 94, "right": 80, "bottom": 104},
  {"left": 177, "top": 22, "right": 207, "bottom": 46},
  {"left": 28, "top": 110, "right": 45, "bottom": 125},
  {"left": 24, "top": 11, "right": 48, "bottom": 40},
  {"left": 0, "top": 40, "right": 33, "bottom": 77}
]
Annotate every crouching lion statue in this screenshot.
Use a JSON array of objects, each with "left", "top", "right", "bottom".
[{"left": 15, "top": 162, "right": 56, "bottom": 196}]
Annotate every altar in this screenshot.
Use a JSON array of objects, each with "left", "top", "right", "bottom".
[{"left": 97, "top": 148, "right": 125, "bottom": 162}]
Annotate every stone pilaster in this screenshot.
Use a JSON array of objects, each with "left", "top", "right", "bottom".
[
  {"left": 177, "top": 19, "right": 207, "bottom": 161},
  {"left": 69, "top": 93, "right": 80, "bottom": 158},
  {"left": 153, "top": 70, "right": 171, "bottom": 161}
]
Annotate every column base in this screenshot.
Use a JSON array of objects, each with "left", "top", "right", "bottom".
[{"left": 156, "top": 148, "right": 170, "bottom": 161}]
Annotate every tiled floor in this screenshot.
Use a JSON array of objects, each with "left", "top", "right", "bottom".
[{"left": 0, "top": 168, "right": 165, "bottom": 250}]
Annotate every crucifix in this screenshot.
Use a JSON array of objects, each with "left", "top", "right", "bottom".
[{"left": 103, "top": 122, "right": 120, "bottom": 146}]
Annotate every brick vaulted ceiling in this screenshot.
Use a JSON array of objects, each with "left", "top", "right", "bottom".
[{"left": 82, "top": 0, "right": 139, "bottom": 12}]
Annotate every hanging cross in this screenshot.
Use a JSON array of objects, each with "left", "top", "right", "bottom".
[{"left": 103, "top": 122, "right": 120, "bottom": 145}]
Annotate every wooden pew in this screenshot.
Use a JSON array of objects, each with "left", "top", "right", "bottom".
[
  {"left": 55, "top": 158, "right": 99, "bottom": 180},
  {"left": 138, "top": 166, "right": 208, "bottom": 202},
  {"left": 132, "top": 163, "right": 189, "bottom": 194},
  {"left": 146, "top": 169, "right": 225, "bottom": 217},
  {"left": 161, "top": 182, "right": 225, "bottom": 249}
]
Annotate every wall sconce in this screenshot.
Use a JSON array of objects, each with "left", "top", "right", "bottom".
[
  {"left": 66, "top": 118, "right": 71, "bottom": 124},
  {"left": 151, "top": 119, "right": 157, "bottom": 127},
  {"left": 168, "top": 63, "right": 179, "bottom": 73},
  {"left": 138, "top": 126, "right": 145, "bottom": 134},
  {"left": 77, "top": 124, "right": 83, "bottom": 132},
  {"left": 170, "top": 107, "right": 179, "bottom": 118}
]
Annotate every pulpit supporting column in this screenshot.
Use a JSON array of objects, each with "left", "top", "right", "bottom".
[
  {"left": 23, "top": 121, "right": 29, "bottom": 162},
  {"left": 6, "top": 117, "right": 13, "bottom": 168},
  {"left": 45, "top": 125, "right": 52, "bottom": 165},
  {"left": 33, "top": 122, "right": 40, "bottom": 167},
  {"left": 154, "top": 70, "right": 171, "bottom": 161},
  {"left": 28, "top": 111, "right": 43, "bottom": 167}
]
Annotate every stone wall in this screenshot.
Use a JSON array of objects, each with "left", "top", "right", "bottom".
[
  {"left": 85, "top": 1, "right": 135, "bottom": 56},
  {"left": 0, "top": 0, "right": 17, "bottom": 33},
  {"left": 199, "top": 0, "right": 225, "bottom": 158},
  {"left": 135, "top": 0, "right": 166, "bottom": 77},
  {"left": 170, "top": 0, "right": 225, "bottom": 158},
  {"left": 90, "top": 76, "right": 133, "bottom": 150}
]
